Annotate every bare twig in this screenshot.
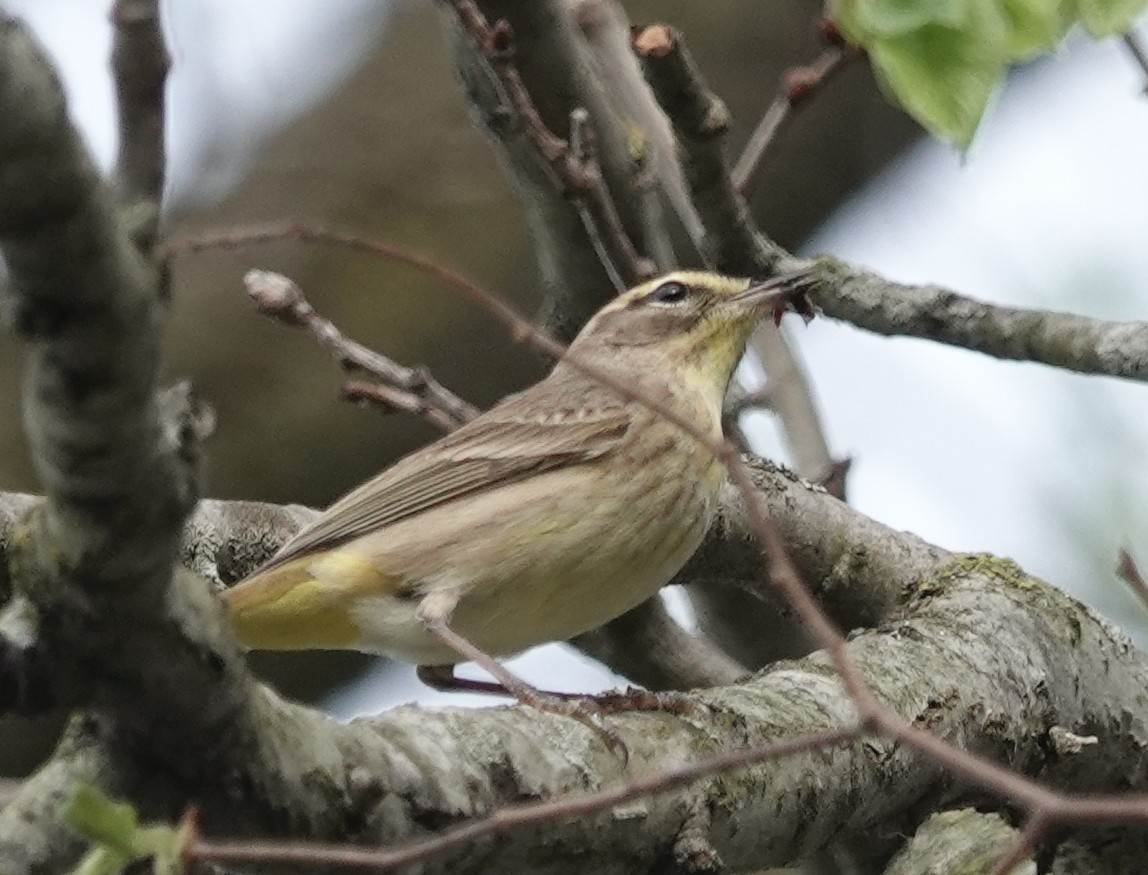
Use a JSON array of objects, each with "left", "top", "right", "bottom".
[
  {"left": 723, "top": 385, "right": 775, "bottom": 421},
  {"left": 632, "top": 148, "right": 677, "bottom": 273},
  {"left": 568, "top": 112, "right": 625, "bottom": 291},
  {"left": 1122, "top": 29, "right": 1148, "bottom": 93},
  {"left": 721, "top": 385, "right": 773, "bottom": 454},
  {"left": 990, "top": 810, "right": 1049, "bottom": 875},
  {"left": 1116, "top": 548, "right": 1148, "bottom": 613},
  {"left": 732, "top": 46, "right": 856, "bottom": 195},
  {"left": 568, "top": 108, "right": 656, "bottom": 287},
  {"left": 110, "top": 0, "right": 168, "bottom": 206},
  {"left": 243, "top": 269, "right": 478, "bottom": 432},
  {"left": 340, "top": 381, "right": 460, "bottom": 433},
  {"left": 569, "top": 0, "right": 706, "bottom": 250},
  {"left": 632, "top": 24, "right": 783, "bottom": 272}
]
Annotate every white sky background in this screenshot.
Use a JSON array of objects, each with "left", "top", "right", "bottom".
[
  {"left": 8, "top": 2, "right": 1148, "bottom": 717},
  {"left": 6, "top": 0, "right": 393, "bottom": 205}
]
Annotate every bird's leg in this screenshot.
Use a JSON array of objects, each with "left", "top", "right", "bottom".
[
  {"left": 415, "top": 666, "right": 700, "bottom": 717},
  {"left": 415, "top": 591, "right": 628, "bottom": 760},
  {"left": 416, "top": 662, "right": 592, "bottom": 700}
]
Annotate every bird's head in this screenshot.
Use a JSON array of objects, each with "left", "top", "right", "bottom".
[{"left": 566, "top": 269, "right": 815, "bottom": 399}]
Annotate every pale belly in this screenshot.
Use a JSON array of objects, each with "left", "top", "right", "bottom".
[{"left": 347, "top": 459, "right": 721, "bottom": 666}]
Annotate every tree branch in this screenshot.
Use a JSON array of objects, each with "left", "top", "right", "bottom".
[
  {"left": 732, "top": 43, "right": 856, "bottom": 197},
  {"left": 572, "top": 596, "right": 747, "bottom": 691},
  {"left": 244, "top": 269, "right": 479, "bottom": 431},
  {"left": 108, "top": 559, "right": 1148, "bottom": 872},
  {"left": 813, "top": 258, "right": 1148, "bottom": 382},
  {"left": 0, "top": 11, "right": 185, "bottom": 589},
  {"left": 111, "top": 0, "right": 167, "bottom": 207}
]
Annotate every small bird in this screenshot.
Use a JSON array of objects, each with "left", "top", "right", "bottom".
[{"left": 223, "top": 269, "right": 812, "bottom": 721}]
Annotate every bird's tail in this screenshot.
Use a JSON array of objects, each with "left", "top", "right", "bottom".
[{"left": 222, "top": 557, "right": 364, "bottom": 651}]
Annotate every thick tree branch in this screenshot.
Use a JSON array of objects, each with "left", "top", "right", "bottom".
[
  {"left": 569, "top": 0, "right": 705, "bottom": 251},
  {"left": 0, "top": 7, "right": 213, "bottom": 870},
  {"left": 73, "top": 557, "right": 1148, "bottom": 873},
  {"left": 0, "top": 11, "right": 182, "bottom": 581},
  {"left": 2, "top": 450, "right": 925, "bottom": 693}
]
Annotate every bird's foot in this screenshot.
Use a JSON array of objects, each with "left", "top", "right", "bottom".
[
  {"left": 592, "top": 686, "right": 706, "bottom": 718},
  {"left": 416, "top": 663, "right": 628, "bottom": 761}
]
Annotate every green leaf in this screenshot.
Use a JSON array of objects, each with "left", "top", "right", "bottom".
[
  {"left": 64, "top": 785, "right": 141, "bottom": 856},
  {"left": 71, "top": 848, "right": 129, "bottom": 875},
  {"left": 1002, "top": 0, "right": 1075, "bottom": 58},
  {"left": 869, "top": 22, "right": 1006, "bottom": 147},
  {"left": 1078, "top": 0, "right": 1148, "bottom": 35},
  {"left": 63, "top": 784, "right": 190, "bottom": 875},
  {"left": 832, "top": 0, "right": 969, "bottom": 37}
]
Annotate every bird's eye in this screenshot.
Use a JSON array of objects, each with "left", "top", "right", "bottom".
[{"left": 650, "top": 281, "right": 690, "bottom": 305}]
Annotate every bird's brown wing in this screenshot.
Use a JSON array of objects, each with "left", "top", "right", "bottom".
[{"left": 258, "top": 387, "right": 632, "bottom": 572}]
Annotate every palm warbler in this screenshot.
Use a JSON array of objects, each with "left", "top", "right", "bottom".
[{"left": 224, "top": 270, "right": 811, "bottom": 699}]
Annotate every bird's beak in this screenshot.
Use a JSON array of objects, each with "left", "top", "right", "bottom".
[{"left": 728, "top": 267, "right": 818, "bottom": 324}]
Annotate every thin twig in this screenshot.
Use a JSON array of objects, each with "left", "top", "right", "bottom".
[
  {"left": 569, "top": 108, "right": 657, "bottom": 286},
  {"left": 721, "top": 385, "right": 773, "bottom": 454},
  {"left": 990, "top": 810, "right": 1049, "bottom": 875},
  {"left": 723, "top": 385, "right": 775, "bottom": 421},
  {"left": 632, "top": 150, "right": 677, "bottom": 273},
  {"left": 568, "top": 110, "right": 626, "bottom": 292},
  {"left": 732, "top": 46, "right": 856, "bottom": 195},
  {"left": 1122, "top": 29, "right": 1148, "bottom": 93},
  {"left": 243, "top": 270, "right": 478, "bottom": 431},
  {"left": 1116, "top": 548, "right": 1148, "bottom": 614},
  {"left": 340, "top": 381, "right": 461, "bottom": 433},
  {"left": 572, "top": 596, "right": 747, "bottom": 690}
]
